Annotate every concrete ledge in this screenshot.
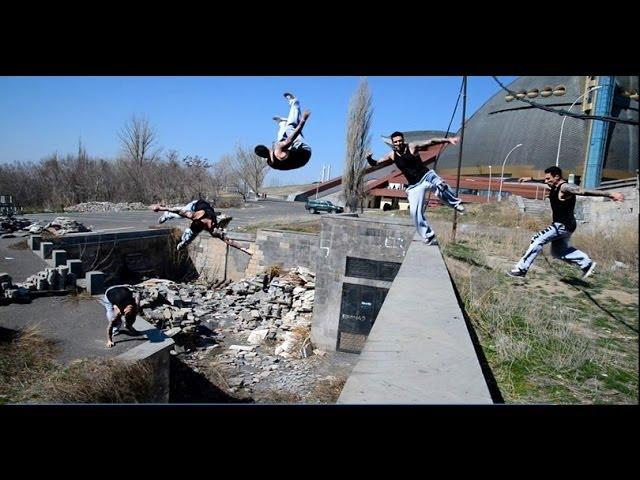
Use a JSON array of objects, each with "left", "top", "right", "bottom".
[
  {"left": 116, "top": 317, "right": 175, "bottom": 402},
  {"left": 47, "top": 229, "right": 173, "bottom": 248},
  {"left": 256, "top": 228, "right": 318, "bottom": 237},
  {"left": 338, "top": 233, "right": 493, "bottom": 404},
  {"left": 226, "top": 232, "right": 256, "bottom": 242}
]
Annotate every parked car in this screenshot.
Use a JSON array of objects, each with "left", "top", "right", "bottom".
[{"left": 305, "top": 199, "right": 344, "bottom": 214}]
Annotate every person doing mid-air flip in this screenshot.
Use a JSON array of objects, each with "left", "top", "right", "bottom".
[
  {"left": 254, "top": 92, "right": 312, "bottom": 171},
  {"left": 150, "top": 199, "right": 234, "bottom": 251}
]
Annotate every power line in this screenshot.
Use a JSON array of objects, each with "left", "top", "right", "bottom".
[{"left": 492, "top": 76, "right": 639, "bottom": 126}]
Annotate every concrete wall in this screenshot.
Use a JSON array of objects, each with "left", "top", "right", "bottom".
[
  {"left": 576, "top": 186, "right": 638, "bottom": 235},
  {"left": 190, "top": 232, "right": 254, "bottom": 283},
  {"left": 116, "top": 317, "right": 174, "bottom": 403},
  {"left": 47, "top": 229, "right": 176, "bottom": 285},
  {"left": 516, "top": 186, "right": 638, "bottom": 234},
  {"left": 248, "top": 229, "right": 319, "bottom": 276},
  {"left": 191, "top": 229, "right": 319, "bottom": 282},
  {"left": 311, "top": 215, "right": 415, "bottom": 352}
]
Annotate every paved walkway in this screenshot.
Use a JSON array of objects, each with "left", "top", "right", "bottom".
[
  {"left": 0, "top": 237, "right": 143, "bottom": 363},
  {"left": 338, "top": 233, "right": 493, "bottom": 404}
]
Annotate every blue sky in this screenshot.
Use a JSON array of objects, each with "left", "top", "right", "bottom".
[{"left": 0, "top": 76, "right": 517, "bottom": 185}]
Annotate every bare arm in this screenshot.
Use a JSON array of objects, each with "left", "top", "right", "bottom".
[
  {"left": 106, "top": 308, "right": 120, "bottom": 347},
  {"left": 518, "top": 177, "right": 546, "bottom": 183},
  {"left": 151, "top": 203, "right": 197, "bottom": 219},
  {"left": 560, "top": 183, "right": 625, "bottom": 201},
  {"left": 409, "top": 136, "right": 459, "bottom": 153},
  {"left": 365, "top": 150, "right": 394, "bottom": 167},
  {"left": 152, "top": 204, "right": 190, "bottom": 215},
  {"left": 278, "top": 110, "right": 311, "bottom": 150}
]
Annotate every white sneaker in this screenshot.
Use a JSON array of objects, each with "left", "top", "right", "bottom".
[
  {"left": 507, "top": 268, "right": 527, "bottom": 278},
  {"left": 582, "top": 261, "right": 597, "bottom": 278},
  {"left": 454, "top": 203, "right": 465, "bottom": 214},
  {"left": 216, "top": 214, "right": 233, "bottom": 230},
  {"left": 112, "top": 327, "right": 120, "bottom": 336},
  {"left": 424, "top": 235, "right": 438, "bottom": 246},
  {"left": 158, "top": 212, "right": 172, "bottom": 224}
]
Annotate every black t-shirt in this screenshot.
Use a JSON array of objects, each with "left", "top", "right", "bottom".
[
  {"left": 193, "top": 199, "right": 217, "bottom": 222},
  {"left": 392, "top": 147, "right": 430, "bottom": 186},
  {"left": 268, "top": 146, "right": 312, "bottom": 171},
  {"left": 105, "top": 285, "right": 135, "bottom": 311},
  {"left": 549, "top": 182, "right": 577, "bottom": 232}
]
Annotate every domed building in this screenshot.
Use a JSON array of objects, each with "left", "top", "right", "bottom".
[
  {"left": 293, "top": 76, "right": 637, "bottom": 207},
  {"left": 435, "top": 75, "right": 638, "bottom": 185}
]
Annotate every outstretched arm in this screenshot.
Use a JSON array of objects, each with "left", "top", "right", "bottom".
[
  {"left": 150, "top": 204, "right": 195, "bottom": 219},
  {"left": 151, "top": 204, "right": 181, "bottom": 213},
  {"left": 518, "top": 177, "right": 546, "bottom": 183},
  {"left": 409, "top": 136, "right": 459, "bottom": 153},
  {"left": 560, "top": 183, "right": 625, "bottom": 201},
  {"left": 365, "top": 151, "right": 394, "bottom": 168}
]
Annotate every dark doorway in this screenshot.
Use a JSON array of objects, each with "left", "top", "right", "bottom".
[{"left": 337, "top": 283, "right": 389, "bottom": 353}]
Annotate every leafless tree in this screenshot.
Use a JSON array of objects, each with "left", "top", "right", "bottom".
[
  {"left": 182, "top": 155, "right": 213, "bottom": 200},
  {"left": 118, "top": 115, "right": 162, "bottom": 202},
  {"left": 342, "top": 78, "right": 373, "bottom": 212},
  {"left": 228, "top": 143, "right": 269, "bottom": 196},
  {"left": 212, "top": 155, "right": 236, "bottom": 195}
]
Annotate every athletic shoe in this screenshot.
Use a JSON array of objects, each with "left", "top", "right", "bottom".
[
  {"left": 158, "top": 212, "right": 172, "bottom": 224},
  {"left": 507, "top": 268, "right": 527, "bottom": 278},
  {"left": 424, "top": 234, "right": 438, "bottom": 246},
  {"left": 216, "top": 214, "right": 233, "bottom": 230},
  {"left": 582, "top": 261, "right": 597, "bottom": 278}
]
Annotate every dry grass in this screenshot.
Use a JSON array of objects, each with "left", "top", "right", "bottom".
[
  {"left": 0, "top": 326, "right": 59, "bottom": 403},
  {"left": 21, "top": 358, "right": 154, "bottom": 404},
  {"left": 266, "top": 264, "right": 284, "bottom": 279},
  {"left": 1, "top": 326, "right": 155, "bottom": 404},
  {"left": 306, "top": 375, "right": 346, "bottom": 403},
  {"left": 236, "top": 217, "right": 321, "bottom": 234},
  {"left": 435, "top": 200, "right": 638, "bottom": 404},
  {"left": 573, "top": 226, "right": 639, "bottom": 279},
  {"left": 7, "top": 239, "right": 29, "bottom": 250},
  {"left": 257, "top": 389, "right": 302, "bottom": 403},
  {"left": 289, "top": 324, "right": 312, "bottom": 358},
  {"left": 445, "top": 254, "right": 637, "bottom": 403},
  {"left": 438, "top": 204, "right": 638, "bottom": 404}
]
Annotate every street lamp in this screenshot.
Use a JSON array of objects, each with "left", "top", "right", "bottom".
[
  {"left": 498, "top": 143, "right": 523, "bottom": 201},
  {"left": 555, "top": 85, "right": 602, "bottom": 167}
]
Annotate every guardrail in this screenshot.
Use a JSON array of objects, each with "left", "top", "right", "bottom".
[{"left": 596, "top": 177, "right": 638, "bottom": 190}]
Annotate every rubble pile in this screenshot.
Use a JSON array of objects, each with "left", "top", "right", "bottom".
[
  {"left": 133, "top": 267, "right": 333, "bottom": 396},
  {"left": 64, "top": 201, "right": 147, "bottom": 213},
  {"left": 27, "top": 217, "right": 91, "bottom": 235},
  {"left": 0, "top": 273, "right": 30, "bottom": 303},
  {"left": 18, "top": 265, "right": 77, "bottom": 292},
  {"left": 0, "top": 215, "right": 33, "bottom": 236},
  {"left": 135, "top": 267, "right": 315, "bottom": 353}
]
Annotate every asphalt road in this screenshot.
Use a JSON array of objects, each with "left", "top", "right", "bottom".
[
  {"left": 21, "top": 199, "right": 311, "bottom": 233},
  {"left": 1, "top": 199, "right": 317, "bottom": 364}
]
